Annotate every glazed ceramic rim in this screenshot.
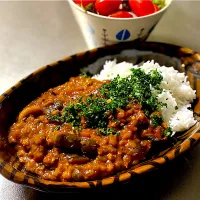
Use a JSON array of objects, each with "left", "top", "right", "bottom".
[{"left": 0, "top": 41, "right": 200, "bottom": 191}]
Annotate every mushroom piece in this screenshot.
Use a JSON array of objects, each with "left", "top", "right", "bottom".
[
  {"left": 18, "top": 106, "right": 43, "bottom": 120},
  {"left": 53, "top": 132, "right": 98, "bottom": 157}
]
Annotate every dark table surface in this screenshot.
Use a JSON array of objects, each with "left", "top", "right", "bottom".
[{"left": 0, "top": 1, "right": 200, "bottom": 200}]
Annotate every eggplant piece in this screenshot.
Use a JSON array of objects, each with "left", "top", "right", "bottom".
[
  {"left": 53, "top": 100, "right": 64, "bottom": 110},
  {"left": 53, "top": 133, "right": 81, "bottom": 150},
  {"left": 45, "top": 100, "right": 64, "bottom": 115},
  {"left": 81, "top": 137, "right": 98, "bottom": 157},
  {"left": 53, "top": 132, "right": 98, "bottom": 157}
]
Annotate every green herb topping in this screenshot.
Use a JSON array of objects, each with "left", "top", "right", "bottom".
[
  {"left": 49, "top": 68, "right": 166, "bottom": 135},
  {"left": 150, "top": 114, "right": 163, "bottom": 127},
  {"left": 48, "top": 114, "right": 60, "bottom": 122},
  {"left": 164, "top": 127, "right": 173, "bottom": 137}
]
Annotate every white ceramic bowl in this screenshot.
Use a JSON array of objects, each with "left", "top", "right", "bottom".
[{"left": 68, "top": 0, "right": 172, "bottom": 49}]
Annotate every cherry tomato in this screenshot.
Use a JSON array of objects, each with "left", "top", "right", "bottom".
[
  {"left": 95, "top": 0, "right": 122, "bottom": 16},
  {"left": 109, "top": 11, "right": 133, "bottom": 18},
  {"left": 153, "top": 4, "right": 159, "bottom": 12},
  {"left": 74, "top": 0, "right": 95, "bottom": 7},
  {"left": 128, "top": 0, "right": 156, "bottom": 17}
]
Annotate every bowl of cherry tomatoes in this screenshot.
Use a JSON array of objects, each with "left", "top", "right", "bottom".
[{"left": 68, "top": 0, "right": 172, "bottom": 49}]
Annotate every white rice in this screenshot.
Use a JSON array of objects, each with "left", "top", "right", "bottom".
[{"left": 93, "top": 60, "right": 196, "bottom": 133}]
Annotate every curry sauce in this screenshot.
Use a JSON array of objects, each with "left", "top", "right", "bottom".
[{"left": 8, "top": 75, "right": 168, "bottom": 182}]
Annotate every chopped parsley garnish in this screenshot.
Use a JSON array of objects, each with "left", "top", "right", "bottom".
[
  {"left": 48, "top": 68, "right": 166, "bottom": 135},
  {"left": 150, "top": 114, "right": 163, "bottom": 126},
  {"left": 48, "top": 114, "right": 60, "bottom": 122},
  {"left": 96, "top": 128, "right": 120, "bottom": 136},
  {"left": 62, "top": 96, "right": 109, "bottom": 130},
  {"left": 61, "top": 104, "right": 81, "bottom": 127},
  {"left": 164, "top": 127, "right": 173, "bottom": 137}
]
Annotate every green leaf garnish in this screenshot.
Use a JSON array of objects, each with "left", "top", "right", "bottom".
[
  {"left": 58, "top": 68, "right": 164, "bottom": 135},
  {"left": 150, "top": 114, "right": 163, "bottom": 126},
  {"left": 164, "top": 127, "right": 173, "bottom": 137}
]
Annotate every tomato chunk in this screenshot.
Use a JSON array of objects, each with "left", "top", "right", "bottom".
[
  {"left": 129, "top": 0, "right": 156, "bottom": 17},
  {"left": 109, "top": 11, "right": 134, "bottom": 18},
  {"left": 95, "top": 0, "right": 122, "bottom": 16}
]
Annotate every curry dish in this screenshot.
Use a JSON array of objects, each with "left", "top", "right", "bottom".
[{"left": 8, "top": 72, "right": 169, "bottom": 182}]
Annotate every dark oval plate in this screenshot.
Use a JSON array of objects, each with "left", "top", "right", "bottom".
[{"left": 0, "top": 41, "right": 200, "bottom": 193}]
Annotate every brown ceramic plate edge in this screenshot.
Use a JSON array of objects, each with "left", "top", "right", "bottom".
[{"left": 0, "top": 41, "right": 200, "bottom": 192}]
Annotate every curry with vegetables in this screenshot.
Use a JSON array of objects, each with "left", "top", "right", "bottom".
[{"left": 8, "top": 68, "right": 171, "bottom": 182}]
